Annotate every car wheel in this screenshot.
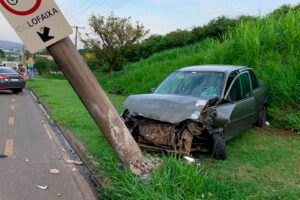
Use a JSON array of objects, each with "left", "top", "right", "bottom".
[
  {"left": 257, "top": 106, "right": 267, "bottom": 128},
  {"left": 12, "top": 89, "right": 19, "bottom": 94},
  {"left": 212, "top": 133, "right": 227, "bottom": 160}
]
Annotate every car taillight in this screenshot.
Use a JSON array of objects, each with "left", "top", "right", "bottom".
[{"left": 0, "top": 75, "right": 9, "bottom": 79}]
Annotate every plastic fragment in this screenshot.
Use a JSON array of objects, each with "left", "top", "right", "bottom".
[
  {"left": 184, "top": 156, "right": 195, "bottom": 164},
  {"left": 36, "top": 185, "right": 48, "bottom": 190},
  {"left": 65, "top": 159, "right": 83, "bottom": 165},
  {"left": 50, "top": 169, "right": 60, "bottom": 174}
]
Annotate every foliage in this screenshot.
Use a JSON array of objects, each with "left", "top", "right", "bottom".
[
  {"left": 79, "top": 48, "right": 103, "bottom": 70},
  {"left": 5, "top": 54, "right": 16, "bottom": 61},
  {"left": 124, "top": 15, "right": 256, "bottom": 62},
  {"left": 0, "top": 49, "right": 5, "bottom": 59},
  {"left": 34, "top": 57, "right": 59, "bottom": 75},
  {"left": 82, "top": 13, "right": 149, "bottom": 78}
]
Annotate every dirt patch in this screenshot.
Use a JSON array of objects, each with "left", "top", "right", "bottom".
[{"left": 255, "top": 127, "right": 297, "bottom": 137}]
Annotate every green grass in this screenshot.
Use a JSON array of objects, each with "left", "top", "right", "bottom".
[
  {"left": 95, "top": 10, "right": 300, "bottom": 130},
  {"left": 28, "top": 77, "right": 300, "bottom": 199}
]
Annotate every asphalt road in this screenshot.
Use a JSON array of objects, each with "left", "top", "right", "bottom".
[{"left": 0, "top": 90, "right": 97, "bottom": 200}]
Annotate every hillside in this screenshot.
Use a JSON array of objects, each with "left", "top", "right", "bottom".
[
  {"left": 0, "top": 40, "right": 23, "bottom": 50},
  {"left": 96, "top": 9, "right": 300, "bottom": 131}
]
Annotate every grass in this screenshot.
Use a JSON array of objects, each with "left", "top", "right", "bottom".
[
  {"left": 94, "top": 9, "right": 300, "bottom": 130},
  {"left": 28, "top": 77, "right": 300, "bottom": 199}
]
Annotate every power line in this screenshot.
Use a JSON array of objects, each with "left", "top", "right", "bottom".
[
  {"left": 72, "top": 0, "right": 106, "bottom": 25},
  {"left": 69, "top": 0, "right": 98, "bottom": 19}
]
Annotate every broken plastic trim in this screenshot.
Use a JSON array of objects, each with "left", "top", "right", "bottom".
[{"left": 123, "top": 97, "right": 235, "bottom": 155}]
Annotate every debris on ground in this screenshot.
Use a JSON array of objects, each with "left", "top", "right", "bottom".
[
  {"left": 71, "top": 168, "right": 77, "bottom": 172},
  {"left": 129, "top": 156, "right": 161, "bottom": 175},
  {"left": 184, "top": 156, "right": 195, "bottom": 164},
  {"left": 50, "top": 169, "right": 60, "bottom": 174},
  {"left": 57, "top": 194, "right": 62, "bottom": 197},
  {"left": 25, "top": 158, "right": 30, "bottom": 162},
  {"left": 65, "top": 159, "right": 83, "bottom": 165},
  {"left": 36, "top": 185, "right": 48, "bottom": 190}
]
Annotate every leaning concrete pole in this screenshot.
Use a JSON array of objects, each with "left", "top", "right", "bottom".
[{"left": 47, "top": 37, "right": 148, "bottom": 174}]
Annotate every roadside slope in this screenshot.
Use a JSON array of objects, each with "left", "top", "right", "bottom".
[{"left": 97, "top": 10, "right": 300, "bottom": 130}]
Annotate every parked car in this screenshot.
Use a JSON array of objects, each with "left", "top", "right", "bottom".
[
  {"left": 122, "top": 65, "right": 267, "bottom": 159},
  {"left": 0, "top": 67, "right": 26, "bottom": 94}
]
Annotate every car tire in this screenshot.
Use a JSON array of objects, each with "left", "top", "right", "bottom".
[
  {"left": 257, "top": 106, "right": 267, "bottom": 128},
  {"left": 12, "top": 89, "right": 19, "bottom": 94},
  {"left": 212, "top": 133, "right": 227, "bottom": 160}
]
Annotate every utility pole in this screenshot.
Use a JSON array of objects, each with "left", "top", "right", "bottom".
[
  {"left": 71, "top": 26, "right": 85, "bottom": 49},
  {"left": 47, "top": 38, "right": 152, "bottom": 175}
]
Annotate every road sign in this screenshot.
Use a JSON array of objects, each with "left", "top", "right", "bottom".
[{"left": 0, "top": 0, "right": 72, "bottom": 53}]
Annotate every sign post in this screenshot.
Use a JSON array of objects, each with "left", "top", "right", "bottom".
[{"left": 0, "top": 0, "right": 151, "bottom": 174}]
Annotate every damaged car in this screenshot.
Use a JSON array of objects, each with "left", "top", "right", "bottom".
[{"left": 122, "top": 65, "right": 267, "bottom": 159}]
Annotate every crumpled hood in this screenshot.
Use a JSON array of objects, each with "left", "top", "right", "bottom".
[{"left": 124, "top": 94, "right": 208, "bottom": 124}]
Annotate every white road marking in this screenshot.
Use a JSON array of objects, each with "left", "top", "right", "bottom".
[{"left": 43, "top": 124, "right": 53, "bottom": 141}]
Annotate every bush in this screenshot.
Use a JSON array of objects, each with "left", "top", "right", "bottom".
[{"left": 34, "top": 58, "right": 59, "bottom": 75}]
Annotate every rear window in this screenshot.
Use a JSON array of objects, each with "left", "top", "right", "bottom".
[{"left": 0, "top": 68, "right": 17, "bottom": 74}]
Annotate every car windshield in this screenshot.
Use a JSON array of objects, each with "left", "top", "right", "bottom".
[
  {"left": 0, "top": 68, "right": 17, "bottom": 74},
  {"left": 154, "top": 71, "right": 225, "bottom": 99}
]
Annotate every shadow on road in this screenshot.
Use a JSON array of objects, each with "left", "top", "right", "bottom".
[{"left": 0, "top": 90, "right": 14, "bottom": 95}]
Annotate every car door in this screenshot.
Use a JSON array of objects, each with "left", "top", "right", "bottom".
[{"left": 223, "top": 71, "right": 257, "bottom": 140}]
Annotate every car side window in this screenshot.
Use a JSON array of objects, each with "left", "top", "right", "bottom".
[
  {"left": 227, "top": 73, "right": 252, "bottom": 102},
  {"left": 249, "top": 70, "right": 259, "bottom": 89},
  {"left": 228, "top": 76, "right": 243, "bottom": 102},
  {"left": 224, "top": 71, "right": 238, "bottom": 95},
  {"left": 240, "top": 73, "right": 251, "bottom": 98}
]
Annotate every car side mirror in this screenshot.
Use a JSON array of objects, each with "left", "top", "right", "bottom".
[
  {"left": 224, "top": 95, "right": 232, "bottom": 103},
  {"left": 150, "top": 87, "right": 156, "bottom": 93}
]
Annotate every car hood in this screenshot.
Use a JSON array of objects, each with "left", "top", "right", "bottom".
[{"left": 124, "top": 94, "right": 208, "bottom": 124}]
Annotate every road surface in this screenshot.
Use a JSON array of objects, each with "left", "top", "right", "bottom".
[{"left": 0, "top": 90, "right": 98, "bottom": 200}]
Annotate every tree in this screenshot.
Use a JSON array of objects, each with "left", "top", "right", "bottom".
[
  {"left": 82, "top": 13, "right": 149, "bottom": 78},
  {"left": 34, "top": 58, "right": 59, "bottom": 75},
  {"left": 0, "top": 49, "right": 5, "bottom": 59}
]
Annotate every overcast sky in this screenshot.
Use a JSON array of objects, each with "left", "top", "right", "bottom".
[{"left": 0, "top": 0, "right": 299, "bottom": 48}]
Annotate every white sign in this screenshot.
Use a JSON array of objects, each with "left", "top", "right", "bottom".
[{"left": 0, "top": 0, "right": 73, "bottom": 53}]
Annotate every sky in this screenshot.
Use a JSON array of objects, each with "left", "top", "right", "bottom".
[{"left": 0, "top": 0, "right": 299, "bottom": 48}]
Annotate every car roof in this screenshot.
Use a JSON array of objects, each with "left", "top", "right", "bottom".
[{"left": 179, "top": 65, "right": 249, "bottom": 75}]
